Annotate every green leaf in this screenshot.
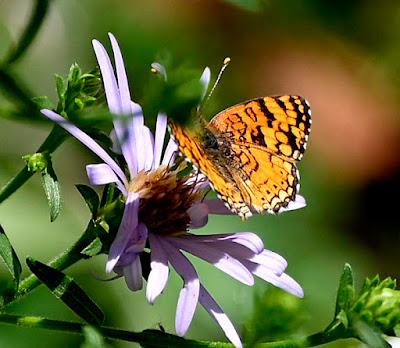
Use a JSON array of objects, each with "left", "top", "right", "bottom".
[
  {"left": 335, "top": 263, "right": 355, "bottom": 316},
  {"left": 81, "top": 326, "right": 106, "bottom": 348},
  {"left": 41, "top": 161, "right": 61, "bottom": 222},
  {"left": 31, "top": 96, "right": 55, "bottom": 110},
  {"left": 26, "top": 257, "right": 104, "bottom": 325},
  {"left": 81, "top": 238, "right": 102, "bottom": 257},
  {"left": 76, "top": 185, "right": 99, "bottom": 216},
  {"left": 353, "top": 319, "right": 391, "bottom": 348},
  {"left": 0, "top": 225, "right": 22, "bottom": 290}
]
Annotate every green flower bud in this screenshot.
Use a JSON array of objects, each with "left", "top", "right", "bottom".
[
  {"left": 350, "top": 276, "right": 400, "bottom": 333},
  {"left": 22, "top": 153, "right": 48, "bottom": 172}
]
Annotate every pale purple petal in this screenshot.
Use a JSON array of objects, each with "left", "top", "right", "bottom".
[
  {"left": 147, "top": 234, "right": 170, "bottom": 304},
  {"left": 41, "top": 109, "right": 128, "bottom": 186},
  {"left": 106, "top": 192, "right": 139, "bottom": 273},
  {"left": 92, "top": 39, "right": 121, "bottom": 114},
  {"left": 125, "top": 222, "right": 148, "bottom": 253},
  {"left": 86, "top": 163, "right": 126, "bottom": 195},
  {"left": 132, "top": 101, "right": 146, "bottom": 172},
  {"left": 199, "top": 285, "right": 242, "bottom": 348},
  {"left": 123, "top": 256, "right": 143, "bottom": 291},
  {"left": 187, "top": 232, "right": 264, "bottom": 254},
  {"left": 204, "top": 199, "right": 233, "bottom": 215},
  {"left": 142, "top": 126, "right": 155, "bottom": 171},
  {"left": 250, "top": 250, "right": 287, "bottom": 271},
  {"left": 162, "top": 239, "right": 199, "bottom": 336},
  {"left": 153, "top": 112, "right": 167, "bottom": 168},
  {"left": 279, "top": 195, "right": 306, "bottom": 213},
  {"left": 93, "top": 37, "right": 138, "bottom": 175},
  {"left": 161, "top": 138, "right": 178, "bottom": 166},
  {"left": 247, "top": 261, "right": 303, "bottom": 298},
  {"left": 108, "top": 33, "right": 131, "bottom": 115},
  {"left": 169, "top": 237, "right": 254, "bottom": 286},
  {"left": 187, "top": 202, "right": 209, "bottom": 229},
  {"left": 199, "top": 67, "right": 211, "bottom": 102}
]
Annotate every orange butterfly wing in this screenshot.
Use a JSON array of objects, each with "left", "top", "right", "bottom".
[
  {"left": 207, "top": 95, "right": 310, "bottom": 214},
  {"left": 208, "top": 95, "right": 311, "bottom": 161},
  {"left": 169, "top": 95, "right": 311, "bottom": 218}
]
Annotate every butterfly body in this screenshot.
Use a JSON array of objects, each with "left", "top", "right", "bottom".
[{"left": 169, "top": 95, "right": 311, "bottom": 219}]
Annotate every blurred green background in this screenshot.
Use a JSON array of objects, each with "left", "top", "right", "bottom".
[{"left": 1, "top": 0, "right": 400, "bottom": 347}]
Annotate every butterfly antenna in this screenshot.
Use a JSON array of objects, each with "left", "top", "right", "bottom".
[{"left": 201, "top": 57, "right": 231, "bottom": 110}]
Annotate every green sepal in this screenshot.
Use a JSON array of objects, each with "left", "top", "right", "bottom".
[
  {"left": 0, "top": 225, "right": 22, "bottom": 291},
  {"left": 335, "top": 263, "right": 355, "bottom": 316},
  {"left": 31, "top": 96, "right": 55, "bottom": 110},
  {"left": 26, "top": 257, "right": 104, "bottom": 325},
  {"left": 81, "top": 238, "right": 103, "bottom": 257},
  {"left": 76, "top": 185, "right": 100, "bottom": 216}
]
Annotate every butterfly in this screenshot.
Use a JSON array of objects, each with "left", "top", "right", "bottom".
[{"left": 168, "top": 95, "right": 311, "bottom": 219}]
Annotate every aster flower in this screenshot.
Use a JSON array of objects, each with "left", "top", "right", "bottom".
[{"left": 41, "top": 33, "right": 304, "bottom": 348}]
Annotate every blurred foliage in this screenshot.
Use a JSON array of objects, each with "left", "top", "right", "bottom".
[{"left": 243, "top": 287, "right": 304, "bottom": 345}]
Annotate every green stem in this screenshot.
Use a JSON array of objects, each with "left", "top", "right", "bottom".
[
  {"left": 4, "top": 0, "right": 51, "bottom": 65},
  {"left": 0, "top": 126, "right": 67, "bottom": 204},
  {"left": 3, "top": 221, "right": 97, "bottom": 307},
  {"left": 0, "top": 313, "right": 216, "bottom": 347},
  {"left": 0, "top": 312, "right": 352, "bottom": 348},
  {"left": 256, "top": 328, "right": 348, "bottom": 347}
]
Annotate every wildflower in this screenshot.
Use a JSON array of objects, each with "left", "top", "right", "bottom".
[{"left": 41, "top": 33, "right": 304, "bottom": 348}]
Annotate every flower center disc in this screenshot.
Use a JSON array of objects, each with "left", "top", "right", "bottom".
[{"left": 129, "top": 166, "right": 201, "bottom": 236}]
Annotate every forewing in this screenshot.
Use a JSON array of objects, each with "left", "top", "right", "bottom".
[{"left": 208, "top": 95, "right": 311, "bottom": 161}]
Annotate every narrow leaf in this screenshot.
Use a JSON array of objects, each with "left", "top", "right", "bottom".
[
  {"left": 55, "top": 74, "right": 66, "bottom": 102},
  {"left": 26, "top": 257, "right": 104, "bottom": 325},
  {"left": 41, "top": 161, "right": 61, "bottom": 222},
  {"left": 353, "top": 319, "right": 391, "bottom": 348},
  {"left": 0, "top": 225, "right": 22, "bottom": 290},
  {"left": 76, "top": 185, "right": 99, "bottom": 216},
  {"left": 335, "top": 263, "right": 355, "bottom": 316}
]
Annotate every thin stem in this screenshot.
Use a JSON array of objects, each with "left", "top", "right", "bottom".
[
  {"left": 0, "top": 313, "right": 352, "bottom": 348},
  {"left": 0, "top": 126, "right": 67, "bottom": 204},
  {"left": 3, "top": 221, "right": 98, "bottom": 307},
  {"left": 0, "top": 313, "right": 215, "bottom": 348},
  {"left": 4, "top": 0, "right": 51, "bottom": 65}
]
